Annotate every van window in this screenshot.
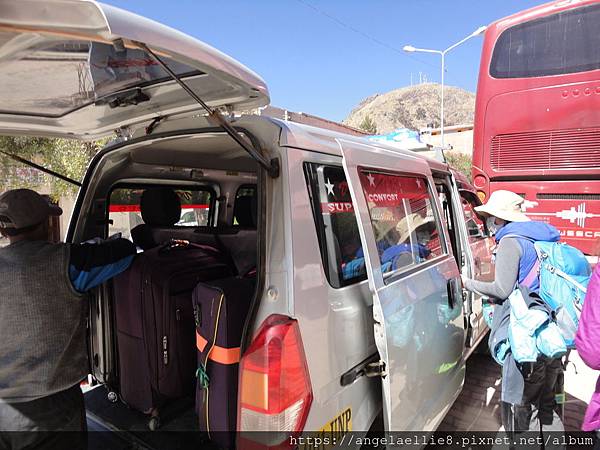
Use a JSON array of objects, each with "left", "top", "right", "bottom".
[
  {"left": 434, "top": 178, "right": 461, "bottom": 267},
  {"left": 233, "top": 185, "right": 257, "bottom": 227},
  {"left": 304, "top": 163, "right": 366, "bottom": 288},
  {"left": 108, "top": 187, "right": 213, "bottom": 239},
  {"left": 358, "top": 170, "right": 445, "bottom": 282},
  {"left": 460, "top": 192, "right": 488, "bottom": 242}
]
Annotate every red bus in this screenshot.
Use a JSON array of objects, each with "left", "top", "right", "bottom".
[{"left": 472, "top": 0, "right": 600, "bottom": 257}]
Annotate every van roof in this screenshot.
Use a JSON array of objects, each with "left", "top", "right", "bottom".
[{"left": 274, "top": 118, "right": 449, "bottom": 170}]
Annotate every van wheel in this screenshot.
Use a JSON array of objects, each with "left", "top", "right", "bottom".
[{"left": 148, "top": 416, "right": 160, "bottom": 431}]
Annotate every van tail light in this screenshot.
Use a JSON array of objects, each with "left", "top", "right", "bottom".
[{"left": 238, "top": 315, "right": 313, "bottom": 448}]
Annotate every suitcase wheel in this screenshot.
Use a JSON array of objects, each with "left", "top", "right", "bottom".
[{"left": 148, "top": 415, "right": 160, "bottom": 431}]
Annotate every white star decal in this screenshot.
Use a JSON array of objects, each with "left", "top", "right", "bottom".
[
  {"left": 367, "top": 173, "right": 376, "bottom": 187},
  {"left": 325, "top": 178, "right": 335, "bottom": 197}
]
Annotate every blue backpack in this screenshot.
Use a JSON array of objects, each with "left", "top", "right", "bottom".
[
  {"left": 533, "top": 241, "right": 592, "bottom": 348},
  {"left": 501, "top": 235, "right": 592, "bottom": 348}
]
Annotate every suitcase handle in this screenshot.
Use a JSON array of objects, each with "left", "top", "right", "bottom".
[
  {"left": 160, "top": 239, "right": 221, "bottom": 256},
  {"left": 160, "top": 239, "right": 239, "bottom": 275}
]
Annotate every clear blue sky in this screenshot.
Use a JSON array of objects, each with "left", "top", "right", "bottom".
[{"left": 105, "top": 0, "right": 545, "bottom": 122}]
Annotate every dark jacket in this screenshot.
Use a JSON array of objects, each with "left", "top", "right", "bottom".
[{"left": 489, "top": 285, "right": 555, "bottom": 405}]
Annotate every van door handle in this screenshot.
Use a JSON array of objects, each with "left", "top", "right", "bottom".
[
  {"left": 446, "top": 277, "right": 462, "bottom": 310},
  {"left": 447, "top": 279, "right": 455, "bottom": 309}
]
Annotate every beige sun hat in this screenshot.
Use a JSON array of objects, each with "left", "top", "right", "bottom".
[
  {"left": 474, "top": 190, "right": 530, "bottom": 222},
  {"left": 396, "top": 212, "right": 435, "bottom": 243}
]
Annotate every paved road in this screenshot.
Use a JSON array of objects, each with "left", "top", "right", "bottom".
[{"left": 437, "top": 352, "right": 593, "bottom": 432}]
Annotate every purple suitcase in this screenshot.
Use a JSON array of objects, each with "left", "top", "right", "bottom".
[
  {"left": 113, "top": 241, "right": 231, "bottom": 428},
  {"left": 193, "top": 277, "right": 256, "bottom": 447}
]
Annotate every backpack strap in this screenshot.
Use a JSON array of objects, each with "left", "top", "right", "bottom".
[
  {"left": 549, "top": 266, "right": 588, "bottom": 300},
  {"left": 506, "top": 235, "right": 589, "bottom": 298},
  {"left": 522, "top": 258, "right": 540, "bottom": 288}
]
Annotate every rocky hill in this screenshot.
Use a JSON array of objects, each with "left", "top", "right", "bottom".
[{"left": 344, "top": 83, "right": 475, "bottom": 134}]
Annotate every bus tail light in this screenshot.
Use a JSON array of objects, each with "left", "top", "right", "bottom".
[
  {"left": 473, "top": 174, "right": 487, "bottom": 189},
  {"left": 477, "top": 191, "right": 487, "bottom": 202},
  {"left": 238, "top": 315, "right": 313, "bottom": 447}
]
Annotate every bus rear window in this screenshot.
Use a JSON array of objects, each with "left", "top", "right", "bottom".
[{"left": 490, "top": 3, "right": 600, "bottom": 78}]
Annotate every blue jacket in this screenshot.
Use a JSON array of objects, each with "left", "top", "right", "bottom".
[
  {"left": 495, "top": 221, "right": 560, "bottom": 292},
  {"left": 68, "top": 238, "right": 136, "bottom": 292}
]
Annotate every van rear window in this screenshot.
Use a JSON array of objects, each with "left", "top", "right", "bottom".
[
  {"left": 108, "top": 187, "right": 213, "bottom": 240},
  {"left": 304, "top": 163, "right": 366, "bottom": 288},
  {"left": 0, "top": 37, "right": 201, "bottom": 117}
]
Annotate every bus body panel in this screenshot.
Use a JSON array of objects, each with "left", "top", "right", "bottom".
[
  {"left": 473, "top": 0, "right": 600, "bottom": 255},
  {"left": 487, "top": 180, "right": 600, "bottom": 255}
]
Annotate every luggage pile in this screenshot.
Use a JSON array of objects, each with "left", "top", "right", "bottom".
[{"left": 113, "top": 238, "right": 255, "bottom": 440}]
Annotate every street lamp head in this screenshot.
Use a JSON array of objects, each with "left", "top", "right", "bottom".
[
  {"left": 403, "top": 45, "right": 416, "bottom": 53},
  {"left": 472, "top": 25, "right": 487, "bottom": 36}
]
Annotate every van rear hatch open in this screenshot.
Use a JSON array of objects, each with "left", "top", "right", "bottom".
[{"left": 0, "top": 0, "right": 269, "bottom": 139}]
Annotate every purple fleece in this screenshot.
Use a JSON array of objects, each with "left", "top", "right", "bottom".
[{"left": 576, "top": 264, "right": 600, "bottom": 431}]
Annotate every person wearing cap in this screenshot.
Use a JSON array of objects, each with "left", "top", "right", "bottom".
[
  {"left": 0, "top": 189, "right": 136, "bottom": 449},
  {"left": 461, "top": 190, "right": 563, "bottom": 435}
]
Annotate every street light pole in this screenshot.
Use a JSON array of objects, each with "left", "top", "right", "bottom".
[
  {"left": 403, "top": 26, "right": 486, "bottom": 152},
  {"left": 440, "top": 51, "right": 445, "bottom": 150}
]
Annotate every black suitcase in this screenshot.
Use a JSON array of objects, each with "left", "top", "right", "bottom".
[
  {"left": 113, "top": 240, "right": 231, "bottom": 429},
  {"left": 193, "top": 276, "right": 256, "bottom": 447}
]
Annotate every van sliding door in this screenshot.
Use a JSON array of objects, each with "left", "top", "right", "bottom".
[
  {"left": 338, "top": 139, "right": 465, "bottom": 432},
  {"left": 458, "top": 189, "right": 495, "bottom": 348}
]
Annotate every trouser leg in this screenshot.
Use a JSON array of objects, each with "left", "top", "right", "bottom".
[
  {"left": 514, "top": 358, "right": 564, "bottom": 428},
  {"left": 538, "top": 358, "right": 563, "bottom": 426},
  {"left": 513, "top": 361, "right": 543, "bottom": 432}
]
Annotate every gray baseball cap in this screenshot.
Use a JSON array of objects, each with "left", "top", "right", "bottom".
[{"left": 0, "top": 189, "right": 62, "bottom": 229}]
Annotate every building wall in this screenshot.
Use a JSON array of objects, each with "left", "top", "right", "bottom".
[{"left": 420, "top": 129, "right": 473, "bottom": 155}]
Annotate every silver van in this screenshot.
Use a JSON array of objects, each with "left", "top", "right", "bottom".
[{"left": 0, "top": 0, "right": 494, "bottom": 446}]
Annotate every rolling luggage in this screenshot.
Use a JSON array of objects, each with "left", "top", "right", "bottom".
[
  {"left": 193, "top": 276, "right": 256, "bottom": 448},
  {"left": 113, "top": 240, "right": 231, "bottom": 429}
]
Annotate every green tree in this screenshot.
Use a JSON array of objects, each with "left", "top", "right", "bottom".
[
  {"left": 359, "top": 115, "right": 378, "bottom": 134},
  {"left": 445, "top": 151, "right": 473, "bottom": 182},
  {"left": 0, "top": 136, "right": 107, "bottom": 198}
]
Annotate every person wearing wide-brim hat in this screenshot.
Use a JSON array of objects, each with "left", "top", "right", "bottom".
[
  {"left": 0, "top": 189, "right": 137, "bottom": 448},
  {"left": 395, "top": 212, "right": 436, "bottom": 245},
  {"left": 462, "top": 189, "right": 564, "bottom": 436},
  {"left": 474, "top": 189, "right": 532, "bottom": 226}
]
